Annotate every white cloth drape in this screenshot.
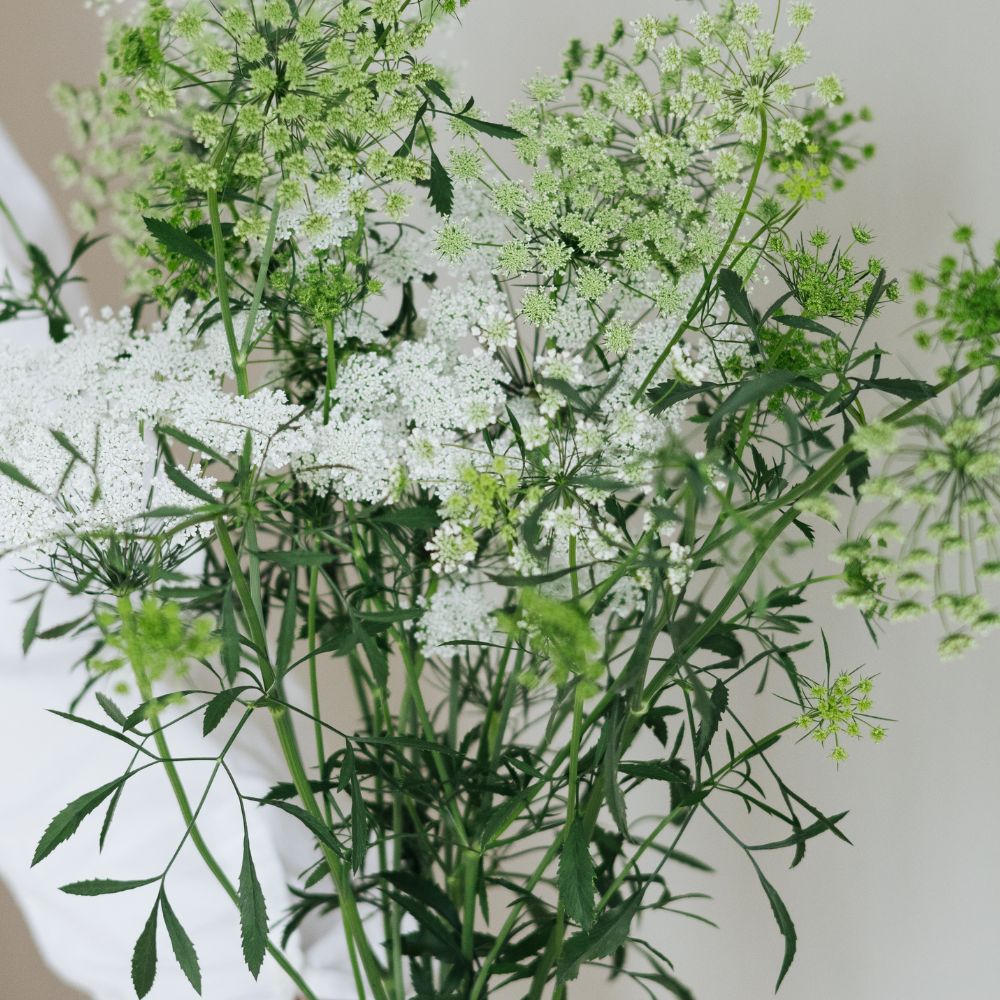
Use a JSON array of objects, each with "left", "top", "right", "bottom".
[{"left": 0, "top": 125, "right": 356, "bottom": 1000}]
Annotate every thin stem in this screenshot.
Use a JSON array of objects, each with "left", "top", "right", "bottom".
[
  {"left": 323, "top": 318, "right": 338, "bottom": 425},
  {"left": 117, "top": 598, "right": 317, "bottom": 1000},
  {"left": 208, "top": 187, "right": 249, "bottom": 397}
]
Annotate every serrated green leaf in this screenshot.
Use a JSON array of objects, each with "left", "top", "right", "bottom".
[
  {"left": 369, "top": 505, "right": 440, "bottom": 530},
  {"left": 61, "top": 877, "right": 159, "bottom": 896},
  {"left": 752, "top": 859, "right": 797, "bottom": 989},
  {"left": 275, "top": 570, "right": 298, "bottom": 676},
  {"left": 618, "top": 759, "right": 691, "bottom": 783},
  {"left": 559, "top": 818, "right": 596, "bottom": 931},
  {"left": 429, "top": 149, "right": 453, "bottom": 216},
  {"left": 378, "top": 871, "right": 461, "bottom": 930},
  {"left": 860, "top": 377, "right": 934, "bottom": 401},
  {"left": 647, "top": 378, "right": 717, "bottom": 416},
  {"left": 454, "top": 114, "right": 525, "bottom": 140},
  {"left": 978, "top": 377, "right": 1000, "bottom": 412},
  {"left": 706, "top": 370, "right": 823, "bottom": 448},
  {"left": 220, "top": 587, "right": 241, "bottom": 684},
  {"left": 749, "top": 810, "right": 850, "bottom": 856},
  {"left": 50, "top": 428, "right": 87, "bottom": 464},
  {"left": 0, "top": 459, "right": 42, "bottom": 493},
  {"left": 239, "top": 835, "right": 268, "bottom": 978},
  {"left": 260, "top": 799, "right": 345, "bottom": 858},
  {"left": 423, "top": 79, "right": 453, "bottom": 108},
  {"left": 131, "top": 899, "right": 159, "bottom": 998},
  {"left": 557, "top": 891, "right": 643, "bottom": 983},
  {"left": 349, "top": 748, "right": 368, "bottom": 875},
  {"left": 163, "top": 463, "right": 218, "bottom": 504},
  {"left": 22, "top": 595, "right": 43, "bottom": 654},
  {"left": 717, "top": 268, "right": 759, "bottom": 332},
  {"left": 202, "top": 686, "right": 249, "bottom": 736},
  {"left": 159, "top": 425, "right": 235, "bottom": 469},
  {"left": 695, "top": 678, "right": 728, "bottom": 762},
  {"left": 33, "top": 777, "right": 125, "bottom": 866},
  {"left": 162, "top": 894, "right": 202, "bottom": 994},
  {"left": 95, "top": 692, "right": 129, "bottom": 728},
  {"left": 144, "top": 216, "right": 214, "bottom": 269},
  {"left": 774, "top": 314, "right": 837, "bottom": 337}
]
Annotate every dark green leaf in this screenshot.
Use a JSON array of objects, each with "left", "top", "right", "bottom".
[
  {"left": 260, "top": 799, "right": 345, "bottom": 859},
  {"left": 95, "top": 692, "right": 129, "bottom": 728},
  {"left": 162, "top": 894, "right": 202, "bottom": 994},
  {"left": 694, "top": 679, "right": 728, "bottom": 762},
  {"left": 48, "top": 315, "right": 69, "bottom": 343},
  {"left": 220, "top": 588, "right": 241, "bottom": 683},
  {"left": 423, "top": 79, "right": 453, "bottom": 108},
  {"left": 603, "top": 703, "right": 628, "bottom": 836},
  {"left": 379, "top": 871, "right": 460, "bottom": 930},
  {"left": 559, "top": 818, "right": 596, "bottom": 931},
  {"left": 22, "top": 595, "right": 43, "bottom": 654},
  {"left": 557, "top": 891, "right": 643, "bottom": 982},
  {"left": 131, "top": 899, "right": 159, "bottom": 998},
  {"left": 749, "top": 810, "right": 850, "bottom": 856},
  {"left": 239, "top": 835, "right": 268, "bottom": 978},
  {"left": 845, "top": 448, "right": 870, "bottom": 501},
  {"left": 251, "top": 549, "right": 338, "bottom": 568},
  {"left": 369, "top": 505, "right": 440, "bottom": 530},
  {"left": 863, "top": 268, "right": 887, "bottom": 320},
  {"left": 0, "top": 459, "right": 42, "bottom": 493},
  {"left": 774, "top": 314, "right": 837, "bottom": 337},
  {"left": 717, "top": 268, "right": 759, "bottom": 332},
  {"left": 349, "top": 749, "right": 368, "bottom": 875},
  {"left": 61, "top": 877, "right": 159, "bottom": 896},
  {"left": 751, "top": 859, "right": 797, "bottom": 990},
  {"left": 455, "top": 114, "right": 525, "bottom": 140},
  {"left": 706, "top": 371, "right": 823, "bottom": 448},
  {"left": 163, "top": 463, "right": 218, "bottom": 504},
  {"left": 50, "top": 429, "right": 88, "bottom": 464},
  {"left": 160, "top": 425, "right": 235, "bottom": 469},
  {"left": 275, "top": 571, "right": 298, "bottom": 675},
  {"left": 143, "top": 217, "right": 214, "bottom": 269},
  {"left": 647, "top": 379, "right": 717, "bottom": 416},
  {"left": 203, "top": 686, "right": 250, "bottom": 736},
  {"left": 860, "top": 377, "right": 934, "bottom": 401},
  {"left": 619, "top": 760, "right": 691, "bottom": 783},
  {"left": 33, "top": 777, "right": 125, "bottom": 866},
  {"left": 978, "top": 377, "right": 1000, "bottom": 412},
  {"left": 429, "top": 149, "right": 453, "bottom": 216}
]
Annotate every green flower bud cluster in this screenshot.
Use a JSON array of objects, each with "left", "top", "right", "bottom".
[
  {"left": 913, "top": 226, "right": 1000, "bottom": 371},
  {"left": 503, "top": 589, "right": 604, "bottom": 697},
  {"left": 796, "top": 671, "right": 886, "bottom": 762},
  {"left": 90, "top": 596, "right": 219, "bottom": 688},
  {"left": 839, "top": 409, "right": 1000, "bottom": 659}
]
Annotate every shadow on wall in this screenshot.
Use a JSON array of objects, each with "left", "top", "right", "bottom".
[{"left": 1, "top": 880, "right": 84, "bottom": 999}]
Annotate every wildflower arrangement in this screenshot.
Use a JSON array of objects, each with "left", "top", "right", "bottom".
[{"left": 2, "top": 1, "right": 998, "bottom": 997}]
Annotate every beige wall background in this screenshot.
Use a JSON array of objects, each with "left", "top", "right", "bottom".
[{"left": 2, "top": 1, "right": 1000, "bottom": 998}]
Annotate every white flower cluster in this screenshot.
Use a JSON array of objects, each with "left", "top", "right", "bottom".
[
  {"left": 275, "top": 175, "right": 366, "bottom": 256},
  {"left": 417, "top": 581, "right": 496, "bottom": 655}
]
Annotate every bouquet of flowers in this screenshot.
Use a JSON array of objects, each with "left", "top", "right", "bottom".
[{"left": 3, "top": 1, "right": 998, "bottom": 997}]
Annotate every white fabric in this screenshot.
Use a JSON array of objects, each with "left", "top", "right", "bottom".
[{"left": 0, "top": 125, "right": 356, "bottom": 1000}]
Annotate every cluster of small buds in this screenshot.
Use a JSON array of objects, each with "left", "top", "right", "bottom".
[
  {"left": 796, "top": 672, "right": 887, "bottom": 762},
  {"left": 846, "top": 405, "right": 1000, "bottom": 658}
]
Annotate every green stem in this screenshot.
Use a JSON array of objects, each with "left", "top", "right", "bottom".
[
  {"left": 116, "top": 599, "right": 317, "bottom": 1000},
  {"left": 208, "top": 187, "right": 249, "bottom": 397},
  {"left": 324, "top": 318, "right": 338, "bottom": 425},
  {"left": 527, "top": 690, "right": 586, "bottom": 999},
  {"left": 214, "top": 522, "right": 387, "bottom": 1000}
]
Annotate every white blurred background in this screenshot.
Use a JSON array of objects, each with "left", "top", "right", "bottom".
[{"left": 2, "top": 1, "right": 999, "bottom": 997}]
